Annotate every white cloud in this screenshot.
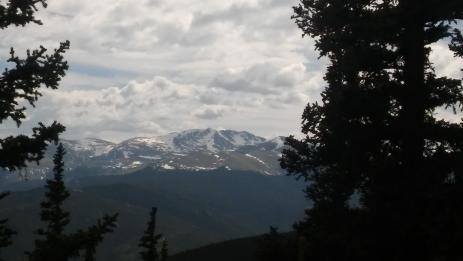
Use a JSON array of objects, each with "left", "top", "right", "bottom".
[
  {"left": 193, "top": 106, "right": 228, "bottom": 120},
  {"left": 210, "top": 62, "right": 308, "bottom": 94},
  {"left": 0, "top": 0, "right": 325, "bottom": 141},
  {"left": 430, "top": 41, "right": 463, "bottom": 79},
  {"left": 11, "top": 68, "right": 316, "bottom": 141},
  {"left": 8, "top": 1, "right": 459, "bottom": 141}
]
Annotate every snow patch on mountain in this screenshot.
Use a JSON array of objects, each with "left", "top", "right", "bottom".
[
  {"left": 8, "top": 128, "right": 287, "bottom": 179},
  {"left": 161, "top": 164, "right": 175, "bottom": 170},
  {"left": 138, "top": 155, "right": 161, "bottom": 160},
  {"left": 62, "top": 138, "right": 115, "bottom": 157},
  {"left": 122, "top": 151, "right": 131, "bottom": 159},
  {"left": 245, "top": 153, "right": 268, "bottom": 167},
  {"left": 269, "top": 137, "right": 285, "bottom": 150}
]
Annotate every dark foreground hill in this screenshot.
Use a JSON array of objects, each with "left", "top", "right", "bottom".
[
  {"left": 0, "top": 168, "right": 308, "bottom": 261},
  {"left": 169, "top": 235, "right": 262, "bottom": 261},
  {"left": 169, "top": 231, "right": 296, "bottom": 261}
]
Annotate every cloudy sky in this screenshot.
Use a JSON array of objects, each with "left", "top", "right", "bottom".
[{"left": 0, "top": 0, "right": 461, "bottom": 142}]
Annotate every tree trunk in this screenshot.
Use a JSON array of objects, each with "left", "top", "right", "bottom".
[
  {"left": 397, "top": 2, "right": 427, "bottom": 260},
  {"left": 401, "top": 2, "right": 426, "bottom": 175}
]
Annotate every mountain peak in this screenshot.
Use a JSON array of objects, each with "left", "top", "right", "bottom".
[
  {"left": 61, "top": 138, "right": 115, "bottom": 156},
  {"left": 12, "top": 129, "right": 287, "bottom": 180},
  {"left": 168, "top": 128, "right": 266, "bottom": 152}
]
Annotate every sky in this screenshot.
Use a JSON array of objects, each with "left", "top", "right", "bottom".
[{"left": 0, "top": 0, "right": 461, "bottom": 142}]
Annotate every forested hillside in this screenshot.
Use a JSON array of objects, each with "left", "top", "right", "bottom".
[{"left": 0, "top": 169, "right": 307, "bottom": 260}]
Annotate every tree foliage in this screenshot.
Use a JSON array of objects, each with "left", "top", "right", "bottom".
[
  {"left": 139, "top": 207, "right": 167, "bottom": 261},
  {"left": 0, "top": 0, "right": 69, "bottom": 172},
  {"left": 0, "top": 1, "right": 68, "bottom": 258},
  {"left": 0, "top": 0, "right": 49, "bottom": 28},
  {"left": 0, "top": 192, "right": 16, "bottom": 261},
  {"left": 26, "top": 144, "right": 118, "bottom": 261},
  {"left": 281, "top": 1, "right": 463, "bottom": 260}
]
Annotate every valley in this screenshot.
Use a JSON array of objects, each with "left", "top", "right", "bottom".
[{"left": 0, "top": 163, "right": 308, "bottom": 260}]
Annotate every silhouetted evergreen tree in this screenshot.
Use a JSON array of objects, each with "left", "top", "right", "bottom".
[
  {"left": 1, "top": 1, "right": 69, "bottom": 254},
  {"left": 1, "top": 1, "right": 69, "bottom": 252},
  {"left": 139, "top": 207, "right": 167, "bottom": 261},
  {"left": 27, "top": 144, "right": 118, "bottom": 261},
  {"left": 0, "top": 0, "right": 48, "bottom": 28},
  {"left": 80, "top": 214, "right": 119, "bottom": 261},
  {"left": 0, "top": 0, "right": 69, "bottom": 172},
  {"left": 160, "top": 240, "right": 168, "bottom": 261},
  {"left": 281, "top": 1, "right": 463, "bottom": 261},
  {"left": 0, "top": 192, "right": 15, "bottom": 261}
]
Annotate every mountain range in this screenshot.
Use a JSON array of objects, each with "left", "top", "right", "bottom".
[
  {"left": 0, "top": 129, "right": 307, "bottom": 261},
  {"left": 1, "top": 128, "right": 287, "bottom": 183}
]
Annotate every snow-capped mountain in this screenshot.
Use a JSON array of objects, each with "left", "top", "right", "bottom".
[
  {"left": 168, "top": 128, "right": 266, "bottom": 152},
  {"left": 62, "top": 138, "right": 116, "bottom": 157},
  {"left": 2, "top": 129, "right": 288, "bottom": 180},
  {"left": 112, "top": 128, "right": 267, "bottom": 154}
]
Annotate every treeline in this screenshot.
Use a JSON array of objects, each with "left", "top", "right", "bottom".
[
  {"left": 0, "top": 143, "right": 168, "bottom": 261},
  {"left": 0, "top": 1, "right": 167, "bottom": 260},
  {"left": 2, "top": 1, "right": 463, "bottom": 261},
  {"left": 266, "top": 1, "right": 463, "bottom": 261}
]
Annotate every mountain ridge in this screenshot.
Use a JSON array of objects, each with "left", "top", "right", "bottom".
[
  {"left": 66, "top": 128, "right": 275, "bottom": 154},
  {"left": 1, "top": 129, "right": 287, "bottom": 182},
  {"left": 0, "top": 169, "right": 307, "bottom": 261}
]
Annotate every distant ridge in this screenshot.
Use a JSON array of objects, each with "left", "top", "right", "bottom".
[
  {"left": 169, "top": 235, "right": 261, "bottom": 261},
  {"left": 1, "top": 129, "right": 287, "bottom": 181},
  {"left": 0, "top": 169, "right": 306, "bottom": 261},
  {"left": 169, "top": 232, "right": 295, "bottom": 261}
]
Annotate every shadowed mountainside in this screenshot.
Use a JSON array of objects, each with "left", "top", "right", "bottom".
[{"left": 0, "top": 168, "right": 308, "bottom": 261}]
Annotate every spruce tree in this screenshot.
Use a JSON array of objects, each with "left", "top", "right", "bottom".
[
  {"left": 160, "top": 240, "right": 168, "bottom": 261},
  {"left": 0, "top": 0, "right": 69, "bottom": 172},
  {"left": 0, "top": 192, "right": 15, "bottom": 261},
  {"left": 28, "top": 143, "right": 72, "bottom": 260},
  {"left": 27, "top": 143, "right": 118, "bottom": 261},
  {"left": 79, "top": 214, "right": 119, "bottom": 261},
  {"left": 1, "top": 1, "right": 68, "bottom": 257},
  {"left": 139, "top": 207, "right": 166, "bottom": 261},
  {"left": 281, "top": 1, "right": 463, "bottom": 261}
]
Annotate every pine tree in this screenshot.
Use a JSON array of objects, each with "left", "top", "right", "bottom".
[
  {"left": 139, "top": 207, "right": 166, "bottom": 261},
  {"left": 0, "top": 0, "right": 69, "bottom": 172},
  {"left": 160, "top": 240, "right": 168, "bottom": 261},
  {"left": 0, "top": 0, "right": 49, "bottom": 28},
  {"left": 27, "top": 143, "right": 118, "bottom": 261},
  {"left": 0, "top": 192, "right": 16, "bottom": 261},
  {"left": 281, "top": 1, "right": 463, "bottom": 261},
  {"left": 80, "top": 214, "right": 119, "bottom": 261},
  {"left": 1, "top": 1, "right": 68, "bottom": 257},
  {"left": 28, "top": 143, "right": 72, "bottom": 260}
]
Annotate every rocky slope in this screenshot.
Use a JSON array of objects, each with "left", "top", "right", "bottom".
[{"left": 1, "top": 129, "right": 287, "bottom": 181}]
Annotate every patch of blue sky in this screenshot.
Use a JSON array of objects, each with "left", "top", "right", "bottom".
[
  {"left": 0, "top": 60, "right": 13, "bottom": 71},
  {"left": 69, "top": 63, "right": 136, "bottom": 79}
]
